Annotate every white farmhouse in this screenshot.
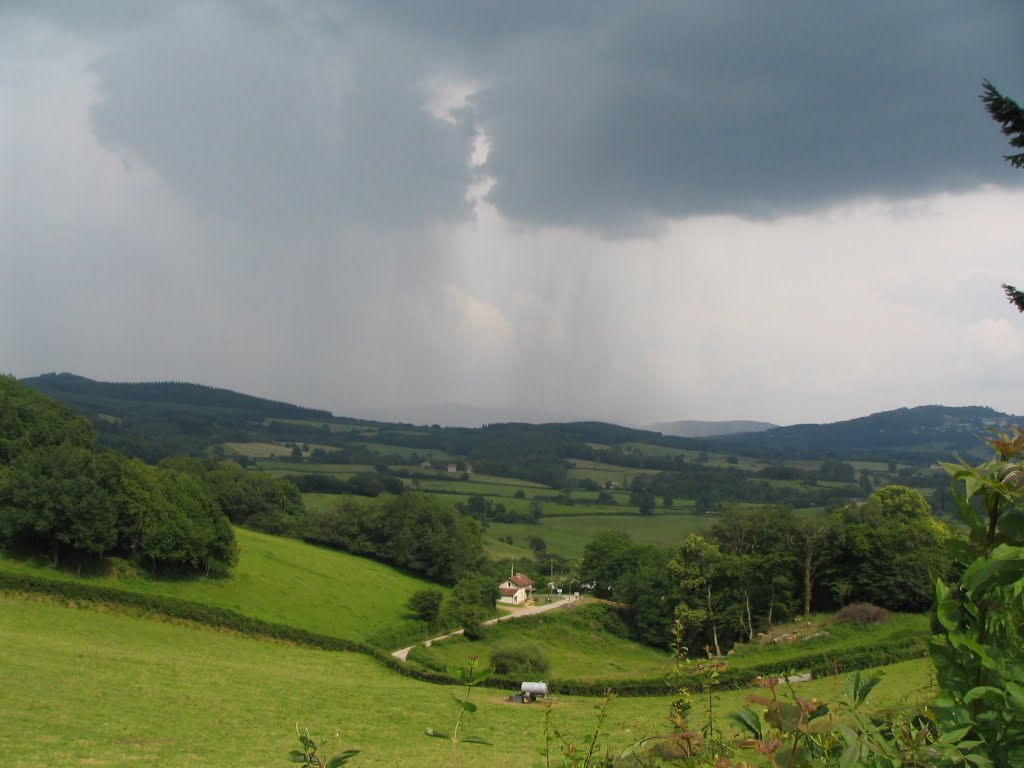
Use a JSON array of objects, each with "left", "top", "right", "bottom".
[{"left": 498, "top": 573, "right": 535, "bottom": 605}]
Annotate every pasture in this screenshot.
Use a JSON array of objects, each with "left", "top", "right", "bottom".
[
  {"left": 255, "top": 460, "right": 376, "bottom": 475},
  {"left": 0, "top": 596, "right": 937, "bottom": 768},
  {"left": 0, "top": 528, "right": 435, "bottom": 644},
  {"left": 411, "top": 604, "right": 674, "bottom": 681},
  {"left": 224, "top": 441, "right": 301, "bottom": 458},
  {"left": 486, "top": 513, "right": 714, "bottom": 559},
  {"left": 260, "top": 417, "right": 376, "bottom": 435}
]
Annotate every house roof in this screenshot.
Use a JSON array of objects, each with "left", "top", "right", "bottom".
[
  {"left": 499, "top": 586, "right": 519, "bottom": 596},
  {"left": 509, "top": 573, "right": 534, "bottom": 588}
]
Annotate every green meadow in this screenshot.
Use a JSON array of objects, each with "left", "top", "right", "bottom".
[
  {"left": 0, "top": 595, "right": 937, "bottom": 768},
  {"left": 566, "top": 460, "right": 656, "bottom": 486},
  {"left": 256, "top": 460, "right": 376, "bottom": 475},
  {"left": 486, "top": 513, "right": 714, "bottom": 559},
  {"left": 259, "top": 417, "right": 376, "bottom": 435},
  {"left": 0, "top": 528, "right": 436, "bottom": 643},
  {"left": 411, "top": 604, "right": 674, "bottom": 681},
  {"left": 224, "top": 440, "right": 301, "bottom": 457}
]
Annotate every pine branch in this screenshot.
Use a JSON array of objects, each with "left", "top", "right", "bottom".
[
  {"left": 1002, "top": 284, "right": 1024, "bottom": 313},
  {"left": 981, "top": 80, "right": 1024, "bottom": 169}
]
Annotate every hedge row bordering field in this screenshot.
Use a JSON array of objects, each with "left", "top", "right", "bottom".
[
  {"left": 0, "top": 572, "right": 448, "bottom": 682},
  {"left": 0, "top": 572, "right": 928, "bottom": 697},
  {"left": 405, "top": 622, "right": 928, "bottom": 697}
]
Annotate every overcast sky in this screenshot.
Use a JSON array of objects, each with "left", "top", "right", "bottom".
[{"left": 3, "top": 1, "right": 1024, "bottom": 427}]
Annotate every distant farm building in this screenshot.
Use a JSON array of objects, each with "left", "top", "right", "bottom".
[
  {"left": 447, "top": 462, "right": 458, "bottom": 473},
  {"left": 499, "top": 573, "right": 535, "bottom": 605}
]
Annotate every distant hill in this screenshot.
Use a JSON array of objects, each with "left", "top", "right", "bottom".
[
  {"left": 20, "top": 373, "right": 333, "bottom": 461},
  {"left": 22, "top": 373, "right": 331, "bottom": 419},
  {"left": 19, "top": 373, "right": 1020, "bottom": 471},
  {"left": 705, "top": 405, "right": 1020, "bottom": 462},
  {"left": 651, "top": 419, "right": 778, "bottom": 438}
]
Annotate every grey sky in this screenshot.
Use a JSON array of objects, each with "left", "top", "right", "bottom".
[{"left": 2, "top": 1, "right": 1023, "bottom": 427}]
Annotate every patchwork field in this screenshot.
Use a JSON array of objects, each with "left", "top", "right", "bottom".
[{"left": 486, "top": 513, "right": 714, "bottom": 559}]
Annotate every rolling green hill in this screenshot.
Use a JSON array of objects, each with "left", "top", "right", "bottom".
[
  {"left": 19, "top": 372, "right": 338, "bottom": 461},
  {"left": 0, "top": 527, "right": 438, "bottom": 644},
  {"left": 0, "top": 595, "right": 937, "bottom": 768},
  {"left": 708, "top": 405, "right": 1019, "bottom": 462}
]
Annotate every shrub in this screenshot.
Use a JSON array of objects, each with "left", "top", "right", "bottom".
[
  {"left": 406, "top": 588, "right": 444, "bottom": 623},
  {"left": 489, "top": 642, "right": 551, "bottom": 678},
  {"left": 835, "top": 602, "right": 889, "bottom": 624},
  {"left": 461, "top": 614, "right": 488, "bottom": 641}
]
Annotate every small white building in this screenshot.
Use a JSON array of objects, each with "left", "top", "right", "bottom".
[{"left": 499, "top": 573, "right": 535, "bottom": 605}]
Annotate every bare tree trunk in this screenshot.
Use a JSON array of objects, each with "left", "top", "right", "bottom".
[
  {"left": 745, "top": 593, "right": 754, "bottom": 642},
  {"left": 803, "top": 547, "right": 813, "bottom": 618},
  {"left": 707, "top": 584, "right": 722, "bottom": 657}
]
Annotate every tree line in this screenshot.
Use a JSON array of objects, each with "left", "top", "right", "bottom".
[
  {"left": 0, "top": 376, "right": 238, "bottom": 573},
  {"left": 579, "top": 485, "right": 951, "bottom": 655}
]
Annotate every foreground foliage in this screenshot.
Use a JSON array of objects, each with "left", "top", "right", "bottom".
[{"left": 931, "top": 430, "right": 1024, "bottom": 767}]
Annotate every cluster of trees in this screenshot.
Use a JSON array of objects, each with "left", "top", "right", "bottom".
[
  {"left": 455, "top": 494, "right": 542, "bottom": 526},
  {"left": 285, "top": 470, "right": 405, "bottom": 498},
  {"left": 628, "top": 465, "right": 859, "bottom": 512},
  {"left": 303, "top": 445, "right": 414, "bottom": 466},
  {"left": 580, "top": 486, "right": 951, "bottom": 654},
  {"left": 0, "top": 377, "right": 238, "bottom": 574},
  {"left": 405, "top": 574, "right": 501, "bottom": 638},
  {"left": 159, "top": 457, "right": 305, "bottom": 535},
  {"left": 3, "top": 376, "right": 495, "bottom": 590},
  {"left": 302, "top": 493, "right": 489, "bottom": 585}
]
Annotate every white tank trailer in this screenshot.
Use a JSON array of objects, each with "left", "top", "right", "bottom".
[{"left": 519, "top": 681, "right": 549, "bottom": 702}]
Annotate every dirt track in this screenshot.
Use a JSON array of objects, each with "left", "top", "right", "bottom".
[{"left": 391, "top": 595, "right": 578, "bottom": 661}]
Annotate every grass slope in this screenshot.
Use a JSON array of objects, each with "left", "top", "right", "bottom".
[
  {"left": 411, "top": 603, "right": 673, "bottom": 681},
  {"left": 0, "top": 528, "right": 438, "bottom": 643},
  {"left": 0, "top": 596, "right": 936, "bottom": 768}
]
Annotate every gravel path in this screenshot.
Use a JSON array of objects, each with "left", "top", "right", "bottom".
[{"left": 391, "top": 595, "right": 578, "bottom": 661}]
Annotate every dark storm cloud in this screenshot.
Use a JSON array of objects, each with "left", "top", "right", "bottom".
[
  {"left": 57, "top": 1, "right": 1024, "bottom": 236},
  {"left": 87, "top": 3, "right": 474, "bottom": 230},
  {"left": 468, "top": 1, "right": 1024, "bottom": 231}
]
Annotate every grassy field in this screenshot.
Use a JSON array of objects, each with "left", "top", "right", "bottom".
[
  {"left": 255, "top": 460, "right": 376, "bottom": 475},
  {"left": 0, "top": 528, "right": 435, "bottom": 643},
  {"left": 224, "top": 441, "right": 302, "bottom": 458},
  {"left": 412, "top": 604, "right": 673, "bottom": 681},
  {"left": 0, "top": 596, "right": 937, "bottom": 768},
  {"left": 259, "top": 417, "right": 376, "bottom": 435},
  {"left": 356, "top": 442, "right": 454, "bottom": 461},
  {"left": 409, "top": 475, "right": 548, "bottom": 495},
  {"left": 487, "top": 514, "right": 714, "bottom": 559},
  {"left": 413, "top": 479, "right": 541, "bottom": 496},
  {"left": 301, "top": 492, "right": 379, "bottom": 513},
  {"left": 566, "top": 460, "right": 655, "bottom": 486}
]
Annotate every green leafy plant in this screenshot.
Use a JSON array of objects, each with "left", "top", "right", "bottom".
[
  {"left": 289, "top": 724, "right": 359, "bottom": 767},
  {"left": 931, "top": 429, "right": 1024, "bottom": 767},
  {"left": 539, "top": 691, "right": 616, "bottom": 768},
  {"left": 425, "top": 656, "right": 493, "bottom": 767}
]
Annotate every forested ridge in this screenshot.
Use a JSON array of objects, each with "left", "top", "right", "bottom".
[{"left": 20, "top": 373, "right": 1016, "bottom": 471}]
